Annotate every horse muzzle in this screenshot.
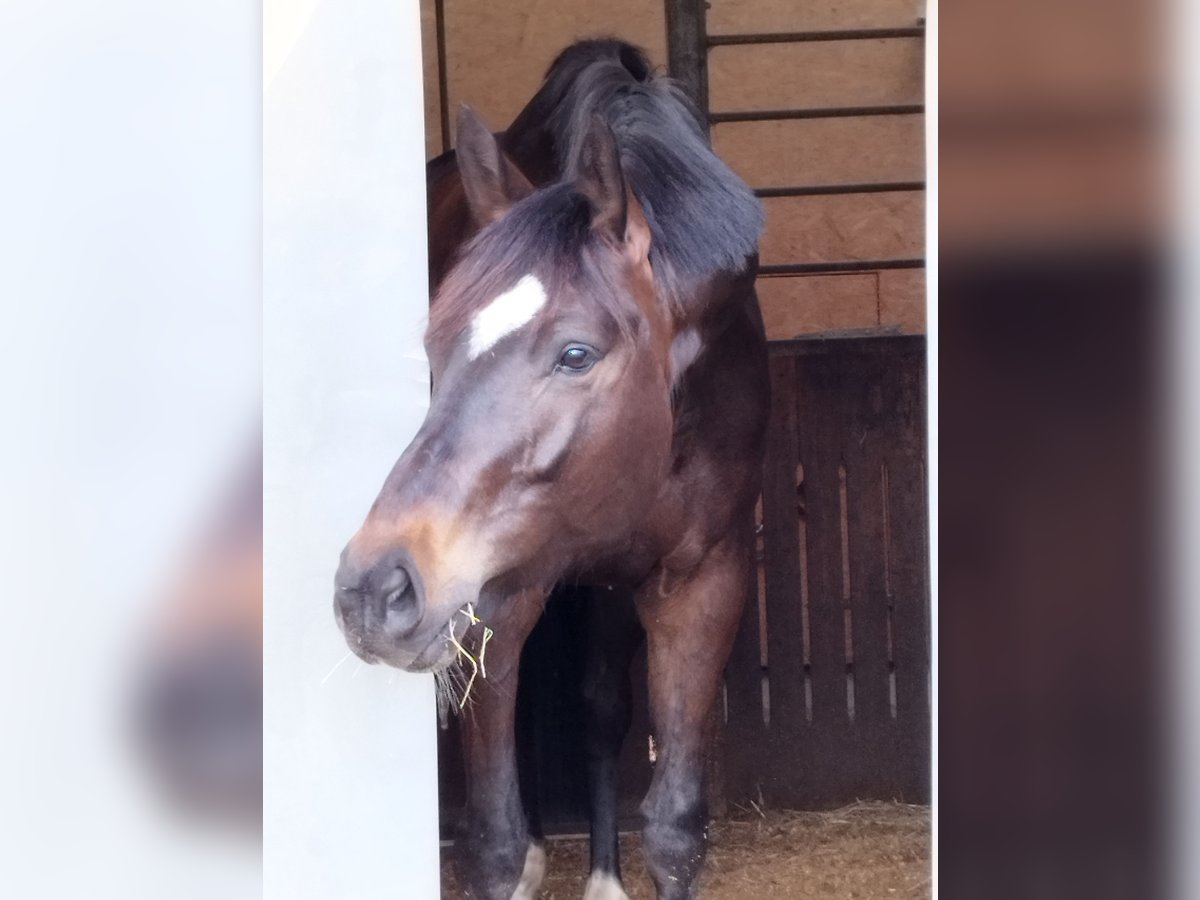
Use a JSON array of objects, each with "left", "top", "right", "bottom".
[{"left": 332, "top": 545, "right": 442, "bottom": 670}]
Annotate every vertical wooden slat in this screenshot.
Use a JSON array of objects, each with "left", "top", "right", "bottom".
[
  {"left": 844, "top": 352, "right": 893, "bottom": 727},
  {"left": 796, "top": 353, "right": 852, "bottom": 734},
  {"left": 881, "top": 347, "right": 930, "bottom": 800},
  {"left": 432, "top": 0, "right": 450, "bottom": 153},
  {"left": 762, "top": 355, "right": 807, "bottom": 739},
  {"left": 665, "top": 0, "right": 710, "bottom": 131}
]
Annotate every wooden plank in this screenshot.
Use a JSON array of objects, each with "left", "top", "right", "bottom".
[
  {"left": 712, "top": 116, "right": 924, "bottom": 188},
  {"left": 794, "top": 353, "right": 851, "bottom": 732},
  {"left": 665, "top": 0, "right": 709, "bottom": 122},
  {"left": 878, "top": 268, "right": 927, "bottom": 334},
  {"left": 880, "top": 347, "right": 930, "bottom": 801},
  {"left": 761, "top": 356, "right": 807, "bottom": 738},
  {"left": 419, "top": 0, "right": 445, "bottom": 158},
  {"left": 842, "top": 351, "right": 892, "bottom": 727},
  {"left": 709, "top": 38, "right": 924, "bottom": 113},
  {"left": 758, "top": 274, "right": 880, "bottom": 339},
  {"left": 707, "top": 0, "right": 926, "bottom": 35},
  {"left": 441, "top": 0, "right": 667, "bottom": 137},
  {"left": 759, "top": 192, "right": 925, "bottom": 266}
]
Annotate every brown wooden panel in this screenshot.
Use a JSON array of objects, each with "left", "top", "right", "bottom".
[
  {"left": 878, "top": 268, "right": 927, "bottom": 334},
  {"left": 709, "top": 39, "right": 924, "bottom": 113},
  {"left": 758, "top": 274, "right": 880, "bottom": 338},
  {"left": 708, "top": 0, "right": 925, "bottom": 34},
  {"left": 712, "top": 116, "right": 925, "bottom": 189},
  {"left": 760, "top": 192, "right": 924, "bottom": 265},
  {"left": 761, "top": 356, "right": 807, "bottom": 737},
  {"left": 442, "top": 0, "right": 667, "bottom": 139},
  {"left": 881, "top": 354, "right": 930, "bottom": 801},
  {"left": 842, "top": 352, "right": 893, "bottom": 727},
  {"left": 724, "top": 338, "right": 928, "bottom": 809},
  {"left": 420, "top": 0, "right": 444, "bottom": 158},
  {"left": 794, "top": 353, "right": 851, "bottom": 732}
]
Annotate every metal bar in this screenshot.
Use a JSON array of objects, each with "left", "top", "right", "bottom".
[
  {"left": 665, "top": 0, "right": 710, "bottom": 135},
  {"left": 711, "top": 104, "right": 924, "bottom": 124},
  {"left": 434, "top": 0, "right": 451, "bottom": 153},
  {"left": 708, "top": 27, "right": 926, "bottom": 47},
  {"left": 756, "top": 181, "right": 925, "bottom": 199},
  {"left": 758, "top": 259, "right": 925, "bottom": 276}
]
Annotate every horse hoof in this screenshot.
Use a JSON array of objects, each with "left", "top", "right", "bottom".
[
  {"left": 509, "top": 843, "right": 546, "bottom": 900},
  {"left": 583, "top": 870, "right": 631, "bottom": 900}
]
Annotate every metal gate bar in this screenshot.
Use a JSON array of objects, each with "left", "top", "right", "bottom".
[
  {"left": 756, "top": 181, "right": 925, "bottom": 199},
  {"left": 759, "top": 259, "right": 925, "bottom": 277},
  {"left": 709, "top": 104, "right": 925, "bottom": 124},
  {"left": 665, "top": 0, "right": 927, "bottom": 276},
  {"left": 708, "top": 27, "right": 927, "bottom": 46}
]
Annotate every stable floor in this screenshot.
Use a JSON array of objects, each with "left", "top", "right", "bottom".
[{"left": 441, "top": 801, "right": 930, "bottom": 899}]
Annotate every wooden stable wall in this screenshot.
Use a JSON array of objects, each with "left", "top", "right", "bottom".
[
  {"left": 419, "top": 0, "right": 926, "bottom": 338},
  {"left": 725, "top": 337, "right": 929, "bottom": 808}
]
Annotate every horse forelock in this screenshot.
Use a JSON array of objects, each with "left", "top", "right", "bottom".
[{"left": 426, "top": 185, "right": 642, "bottom": 362}]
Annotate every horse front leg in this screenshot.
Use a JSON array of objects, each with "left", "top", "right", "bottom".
[
  {"left": 582, "top": 588, "right": 643, "bottom": 900},
  {"left": 456, "top": 591, "right": 547, "bottom": 900},
  {"left": 635, "top": 537, "right": 750, "bottom": 900}
]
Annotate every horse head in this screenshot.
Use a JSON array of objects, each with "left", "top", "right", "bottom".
[{"left": 333, "top": 107, "right": 695, "bottom": 673}]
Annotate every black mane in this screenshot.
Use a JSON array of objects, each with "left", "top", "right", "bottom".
[
  {"left": 506, "top": 39, "right": 763, "bottom": 286},
  {"left": 428, "top": 39, "right": 762, "bottom": 347}
]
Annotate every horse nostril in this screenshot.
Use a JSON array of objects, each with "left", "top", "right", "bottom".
[
  {"left": 381, "top": 565, "right": 421, "bottom": 636},
  {"left": 384, "top": 569, "right": 412, "bottom": 609}
]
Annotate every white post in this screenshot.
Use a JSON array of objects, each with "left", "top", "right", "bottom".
[
  {"left": 924, "top": 1, "right": 939, "bottom": 896},
  {"left": 263, "top": 1, "right": 439, "bottom": 896}
]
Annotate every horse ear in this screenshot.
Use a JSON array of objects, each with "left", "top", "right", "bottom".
[
  {"left": 575, "top": 115, "right": 627, "bottom": 241},
  {"left": 455, "top": 104, "right": 533, "bottom": 226}
]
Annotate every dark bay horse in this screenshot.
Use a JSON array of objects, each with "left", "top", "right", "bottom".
[{"left": 335, "top": 40, "right": 768, "bottom": 899}]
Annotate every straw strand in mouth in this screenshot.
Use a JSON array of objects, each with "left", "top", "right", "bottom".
[{"left": 446, "top": 603, "right": 493, "bottom": 709}]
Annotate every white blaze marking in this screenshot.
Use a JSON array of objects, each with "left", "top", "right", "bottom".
[
  {"left": 469, "top": 274, "right": 547, "bottom": 359},
  {"left": 583, "top": 871, "right": 631, "bottom": 900},
  {"left": 509, "top": 843, "right": 547, "bottom": 900}
]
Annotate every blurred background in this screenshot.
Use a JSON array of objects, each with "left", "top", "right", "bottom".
[
  {"left": 938, "top": 1, "right": 1187, "bottom": 898},
  {"left": 0, "top": 1, "right": 260, "bottom": 897},
  {"left": 939, "top": 0, "right": 1169, "bottom": 898}
]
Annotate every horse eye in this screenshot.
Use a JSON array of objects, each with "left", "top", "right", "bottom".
[{"left": 556, "top": 345, "right": 595, "bottom": 373}]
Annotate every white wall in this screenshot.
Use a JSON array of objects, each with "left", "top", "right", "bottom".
[{"left": 263, "top": 1, "right": 440, "bottom": 896}]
